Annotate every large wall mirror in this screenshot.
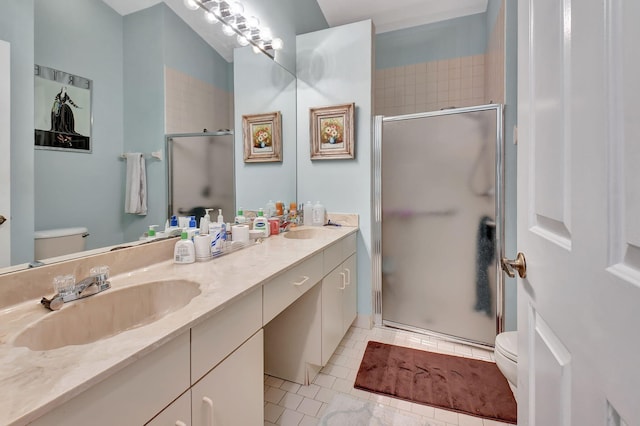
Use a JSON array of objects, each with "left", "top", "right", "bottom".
[{"left": 0, "top": 0, "right": 299, "bottom": 272}]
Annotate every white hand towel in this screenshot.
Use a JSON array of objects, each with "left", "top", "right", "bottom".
[{"left": 124, "top": 153, "right": 147, "bottom": 215}]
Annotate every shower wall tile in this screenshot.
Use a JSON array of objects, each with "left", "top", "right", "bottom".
[
  {"left": 164, "top": 66, "right": 232, "bottom": 134},
  {"left": 374, "top": 55, "right": 486, "bottom": 116},
  {"left": 485, "top": 0, "right": 506, "bottom": 104}
]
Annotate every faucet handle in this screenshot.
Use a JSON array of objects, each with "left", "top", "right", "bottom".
[
  {"left": 53, "top": 274, "right": 75, "bottom": 295},
  {"left": 90, "top": 265, "right": 110, "bottom": 281}
]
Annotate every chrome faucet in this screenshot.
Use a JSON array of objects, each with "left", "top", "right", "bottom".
[{"left": 41, "top": 266, "right": 111, "bottom": 311}]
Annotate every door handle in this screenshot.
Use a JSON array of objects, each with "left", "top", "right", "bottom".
[
  {"left": 501, "top": 252, "right": 527, "bottom": 278},
  {"left": 0, "top": 215, "right": 5, "bottom": 226}
]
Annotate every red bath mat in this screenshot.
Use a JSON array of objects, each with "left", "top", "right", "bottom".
[{"left": 354, "top": 341, "right": 517, "bottom": 424}]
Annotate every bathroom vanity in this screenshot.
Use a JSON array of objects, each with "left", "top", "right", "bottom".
[{"left": 0, "top": 222, "right": 358, "bottom": 425}]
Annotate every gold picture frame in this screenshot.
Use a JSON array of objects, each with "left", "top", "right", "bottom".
[
  {"left": 310, "top": 103, "right": 355, "bottom": 160},
  {"left": 242, "top": 111, "right": 282, "bottom": 163}
]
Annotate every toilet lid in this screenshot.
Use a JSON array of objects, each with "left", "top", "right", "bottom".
[{"left": 496, "top": 331, "right": 518, "bottom": 362}]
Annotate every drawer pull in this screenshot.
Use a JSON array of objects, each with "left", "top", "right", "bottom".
[
  {"left": 203, "top": 396, "right": 214, "bottom": 426},
  {"left": 293, "top": 276, "right": 310, "bottom": 287},
  {"left": 339, "top": 272, "right": 346, "bottom": 290},
  {"left": 175, "top": 422, "right": 187, "bottom": 426},
  {"left": 344, "top": 268, "right": 351, "bottom": 285}
]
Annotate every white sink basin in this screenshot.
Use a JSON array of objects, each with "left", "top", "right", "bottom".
[{"left": 13, "top": 280, "right": 201, "bottom": 351}]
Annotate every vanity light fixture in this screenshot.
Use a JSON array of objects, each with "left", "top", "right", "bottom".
[{"left": 182, "top": 0, "right": 283, "bottom": 58}]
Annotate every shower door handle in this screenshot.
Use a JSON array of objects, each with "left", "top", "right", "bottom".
[{"left": 501, "top": 252, "right": 527, "bottom": 278}]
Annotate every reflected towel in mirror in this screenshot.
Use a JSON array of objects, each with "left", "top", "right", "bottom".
[{"left": 124, "top": 153, "right": 147, "bottom": 215}]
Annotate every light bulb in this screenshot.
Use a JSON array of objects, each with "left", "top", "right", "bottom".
[
  {"left": 204, "top": 10, "right": 218, "bottom": 23},
  {"left": 222, "top": 23, "right": 235, "bottom": 36},
  {"left": 183, "top": 0, "right": 199, "bottom": 11},
  {"left": 237, "top": 35, "right": 249, "bottom": 46},
  {"left": 260, "top": 27, "right": 272, "bottom": 41},
  {"left": 272, "top": 38, "right": 283, "bottom": 50},
  {"left": 246, "top": 16, "right": 260, "bottom": 29},
  {"left": 229, "top": 1, "right": 244, "bottom": 15}
]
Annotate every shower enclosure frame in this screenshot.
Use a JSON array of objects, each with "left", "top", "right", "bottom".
[
  {"left": 165, "top": 130, "right": 235, "bottom": 219},
  {"left": 372, "top": 104, "right": 505, "bottom": 346}
]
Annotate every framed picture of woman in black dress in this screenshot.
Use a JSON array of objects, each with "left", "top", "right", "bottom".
[{"left": 34, "top": 65, "right": 92, "bottom": 152}]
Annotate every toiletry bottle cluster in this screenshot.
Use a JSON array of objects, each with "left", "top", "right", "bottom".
[
  {"left": 171, "top": 200, "right": 327, "bottom": 264},
  {"left": 173, "top": 209, "right": 228, "bottom": 264}
]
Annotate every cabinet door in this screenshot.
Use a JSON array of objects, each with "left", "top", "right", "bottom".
[
  {"left": 192, "top": 330, "right": 263, "bottom": 426},
  {"left": 146, "top": 390, "right": 191, "bottom": 426},
  {"left": 321, "top": 266, "right": 346, "bottom": 365},
  {"left": 341, "top": 254, "right": 357, "bottom": 334}
]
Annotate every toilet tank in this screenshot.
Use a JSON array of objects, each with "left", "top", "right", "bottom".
[{"left": 34, "top": 227, "right": 89, "bottom": 260}]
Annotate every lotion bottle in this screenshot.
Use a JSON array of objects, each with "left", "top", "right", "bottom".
[
  {"left": 253, "top": 208, "right": 269, "bottom": 237},
  {"left": 303, "top": 201, "right": 313, "bottom": 226},
  {"left": 234, "top": 208, "right": 246, "bottom": 224},
  {"left": 312, "top": 201, "right": 325, "bottom": 226},
  {"left": 174, "top": 230, "right": 195, "bottom": 264}
]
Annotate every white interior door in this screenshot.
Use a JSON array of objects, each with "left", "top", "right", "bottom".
[
  {"left": 0, "top": 40, "right": 10, "bottom": 268},
  {"left": 517, "top": 1, "right": 640, "bottom": 425}
]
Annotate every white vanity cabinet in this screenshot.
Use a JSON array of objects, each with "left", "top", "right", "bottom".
[
  {"left": 264, "top": 233, "right": 357, "bottom": 385},
  {"left": 321, "top": 253, "right": 357, "bottom": 365},
  {"left": 191, "top": 330, "right": 263, "bottom": 426},
  {"left": 146, "top": 390, "right": 191, "bottom": 426},
  {"left": 31, "top": 332, "right": 191, "bottom": 426}
]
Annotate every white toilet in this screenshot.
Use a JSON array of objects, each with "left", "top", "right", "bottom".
[
  {"left": 495, "top": 331, "right": 518, "bottom": 401},
  {"left": 34, "top": 227, "right": 89, "bottom": 260}
]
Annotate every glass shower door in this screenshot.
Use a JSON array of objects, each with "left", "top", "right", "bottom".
[{"left": 381, "top": 108, "right": 499, "bottom": 345}]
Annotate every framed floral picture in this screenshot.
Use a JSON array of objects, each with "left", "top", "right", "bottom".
[
  {"left": 242, "top": 111, "right": 282, "bottom": 163},
  {"left": 310, "top": 103, "right": 355, "bottom": 160}
]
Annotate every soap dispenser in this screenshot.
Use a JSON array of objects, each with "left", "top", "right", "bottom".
[
  {"left": 174, "top": 230, "right": 195, "bottom": 264},
  {"left": 216, "top": 209, "right": 227, "bottom": 242},
  {"left": 201, "top": 209, "right": 213, "bottom": 235},
  {"left": 234, "top": 208, "right": 246, "bottom": 224},
  {"left": 188, "top": 216, "right": 199, "bottom": 240}
]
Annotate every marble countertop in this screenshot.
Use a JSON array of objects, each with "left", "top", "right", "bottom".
[{"left": 0, "top": 225, "right": 357, "bottom": 426}]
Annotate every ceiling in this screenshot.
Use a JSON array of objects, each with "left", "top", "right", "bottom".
[{"left": 101, "top": 0, "right": 489, "bottom": 61}]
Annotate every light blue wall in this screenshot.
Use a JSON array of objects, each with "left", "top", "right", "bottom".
[
  {"left": 375, "top": 13, "right": 487, "bottom": 70},
  {"left": 122, "top": 4, "right": 166, "bottom": 243},
  {"left": 234, "top": 47, "right": 297, "bottom": 211},
  {"left": 0, "top": 0, "right": 35, "bottom": 265},
  {"left": 34, "top": 0, "right": 125, "bottom": 251},
  {"left": 297, "top": 20, "right": 374, "bottom": 316}
]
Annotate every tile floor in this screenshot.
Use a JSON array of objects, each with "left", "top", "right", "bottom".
[{"left": 264, "top": 325, "right": 513, "bottom": 426}]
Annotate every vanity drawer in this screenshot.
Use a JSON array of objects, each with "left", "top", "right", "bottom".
[
  {"left": 263, "top": 253, "right": 323, "bottom": 324},
  {"left": 191, "top": 287, "right": 262, "bottom": 383},
  {"left": 323, "top": 232, "right": 357, "bottom": 275}
]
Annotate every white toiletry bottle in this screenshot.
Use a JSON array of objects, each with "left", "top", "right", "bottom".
[
  {"left": 200, "top": 209, "right": 213, "bottom": 235},
  {"left": 303, "top": 201, "right": 314, "bottom": 226},
  {"left": 234, "top": 208, "right": 246, "bottom": 224},
  {"left": 312, "top": 201, "right": 325, "bottom": 226},
  {"left": 253, "top": 208, "right": 269, "bottom": 237},
  {"left": 174, "top": 230, "right": 195, "bottom": 264},
  {"left": 188, "top": 216, "right": 200, "bottom": 241},
  {"left": 265, "top": 200, "right": 276, "bottom": 218},
  {"left": 217, "top": 209, "right": 227, "bottom": 242},
  {"left": 208, "top": 221, "right": 223, "bottom": 254}
]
